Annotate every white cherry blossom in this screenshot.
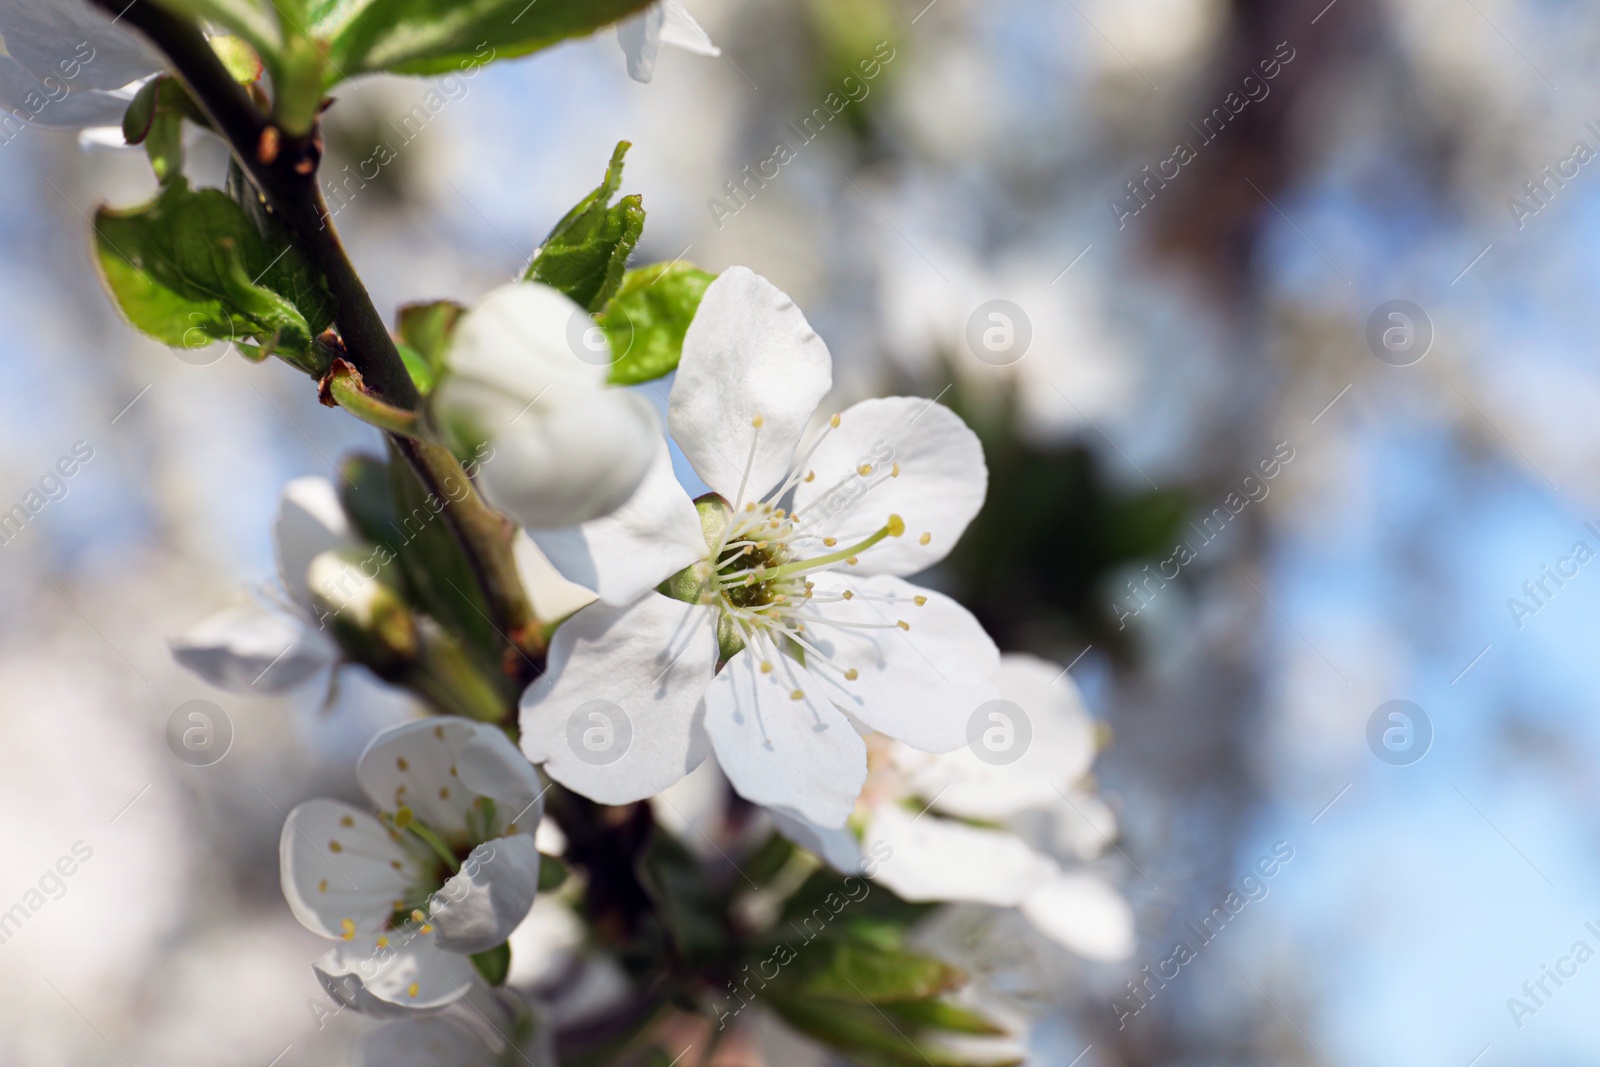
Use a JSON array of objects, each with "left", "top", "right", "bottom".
[
  {"left": 521, "top": 267, "right": 999, "bottom": 828},
  {"left": 775, "top": 654, "right": 1135, "bottom": 961},
  {"left": 281, "top": 718, "right": 545, "bottom": 1017},
  {"left": 616, "top": 0, "right": 719, "bottom": 83}
]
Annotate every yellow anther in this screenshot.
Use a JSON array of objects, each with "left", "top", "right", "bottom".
[
  {"left": 420, "top": 923, "right": 433, "bottom": 934},
  {"left": 891, "top": 463, "right": 901, "bottom": 478},
  {"left": 913, "top": 595, "right": 927, "bottom": 606},
  {"left": 376, "top": 936, "right": 389, "bottom": 949},
  {"left": 775, "top": 508, "right": 786, "bottom": 518},
  {"left": 393, "top": 806, "right": 414, "bottom": 829},
  {"left": 752, "top": 415, "right": 765, "bottom": 428},
  {"left": 407, "top": 982, "right": 420, "bottom": 998},
  {"left": 396, "top": 757, "right": 409, "bottom": 771},
  {"left": 317, "top": 879, "right": 328, "bottom": 893},
  {"left": 830, "top": 413, "right": 841, "bottom": 428},
  {"left": 507, "top": 823, "right": 518, "bottom": 833},
  {"left": 857, "top": 463, "right": 873, "bottom": 476},
  {"left": 339, "top": 815, "right": 354, "bottom": 828},
  {"left": 823, "top": 537, "right": 837, "bottom": 547},
  {"left": 438, "top": 787, "right": 450, "bottom": 800},
  {"left": 411, "top": 909, "right": 426, "bottom": 923},
  {"left": 434, "top": 726, "right": 445, "bottom": 739},
  {"left": 339, "top": 918, "right": 356, "bottom": 941},
  {"left": 761, "top": 661, "right": 774, "bottom": 673},
  {"left": 745, "top": 502, "right": 758, "bottom": 512},
  {"left": 391, "top": 860, "right": 403, "bottom": 871},
  {"left": 328, "top": 840, "right": 343, "bottom": 853},
  {"left": 886, "top": 514, "right": 905, "bottom": 537},
  {"left": 790, "top": 689, "right": 805, "bottom": 700},
  {"left": 843, "top": 590, "right": 854, "bottom": 600},
  {"left": 844, "top": 668, "right": 859, "bottom": 681},
  {"left": 804, "top": 470, "right": 816, "bottom": 482},
  {"left": 896, "top": 620, "right": 910, "bottom": 631},
  {"left": 919, "top": 532, "right": 932, "bottom": 545},
  {"left": 846, "top": 556, "right": 859, "bottom": 565}
]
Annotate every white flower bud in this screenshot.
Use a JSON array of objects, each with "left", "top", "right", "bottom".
[{"left": 431, "top": 283, "right": 659, "bottom": 530}]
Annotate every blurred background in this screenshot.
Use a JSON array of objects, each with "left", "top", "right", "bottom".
[{"left": 4, "top": 0, "right": 1600, "bottom": 1063}]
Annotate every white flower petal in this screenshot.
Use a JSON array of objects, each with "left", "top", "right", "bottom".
[
  {"left": 669, "top": 268, "right": 832, "bottom": 503},
  {"left": 430, "top": 835, "right": 542, "bottom": 955},
  {"left": 660, "top": 0, "right": 720, "bottom": 56},
  {"left": 280, "top": 799, "right": 421, "bottom": 940},
  {"left": 512, "top": 531, "right": 599, "bottom": 624},
  {"left": 804, "top": 573, "right": 999, "bottom": 753},
  {"left": 168, "top": 601, "right": 329, "bottom": 692},
  {"left": 768, "top": 808, "right": 863, "bottom": 873},
  {"left": 315, "top": 932, "right": 476, "bottom": 1017},
  {"left": 521, "top": 594, "right": 717, "bottom": 804},
  {"left": 529, "top": 439, "right": 707, "bottom": 606},
  {"left": 0, "top": 0, "right": 161, "bottom": 91},
  {"left": 0, "top": 56, "right": 133, "bottom": 128},
  {"left": 864, "top": 805, "right": 1057, "bottom": 906},
  {"left": 358, "top": 719, "right": 542, "bottom": 839},
  {"left": 907, "top": 652, "right": 1097, "bottom": 821},
  {"left": 703, "top": 649, "right": 866, "bottom": 827},
  {"left": 616, "top": 2, "right": 664, "bottom": 82},
  {"left": 790, "top": 397, "right": 986, "bottom": 577},
  {"left": 275, "top": 476, "right": 356, "bottom": 611},
  {"left": 1020, "top": 873, "right": 1135, "bottom": 961}
]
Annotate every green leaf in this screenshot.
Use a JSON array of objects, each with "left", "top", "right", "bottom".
[
  {"left": 469, "top": 942, "right": 511, "bottom": 986},
  {"left": 878, "top": 999, "right": 1009, "bottom": 1037},
  {"left": 768, "top": 996, "right": 1019, "bottom": 1067},
  {"left": 396, "top": 300, "right": 466, "bottom": 394},
  {"left": 782, "top": 939, "right": 965, "bottom": 1004},
  {"left": 538, "top": 853, "right": 569, "bottom": 892},
  {"left": 603, "top": 262, "right": 715, "bottom": 385},
  {"left": 310, "top": 0, "right": 655, "bottom": 79},
  {"left": 636, "top": 828, "right": 731, "bottom": 965},
  {"left": 94, "top": 180, "right": 335, "bottom": 367},
  {"left": 525, "top": 142, "right": 645, "bottom": 313}
]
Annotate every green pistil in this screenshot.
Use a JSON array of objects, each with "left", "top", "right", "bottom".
[
  {"left": 767, "top": 515, "right": 904, "bottom": 581},
  {"left": 393, "top": 806, "right": 461, "bottom": 873}
]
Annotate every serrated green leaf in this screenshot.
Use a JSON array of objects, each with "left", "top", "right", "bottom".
[
  {"left": 310, "top": 0, "right": 654, "bottom": 79},
  {"left": 525, "top": 142, "right": 644, "bottom": 312},
  {"left": 94, "top": 180, "right": 335, "bottom": 366},
  {"left": 603, "top": 262, "right": 715, "bottom": 385},
  {"left": 878, "top": 998, "right": 1009, "bottom": 1037}
]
